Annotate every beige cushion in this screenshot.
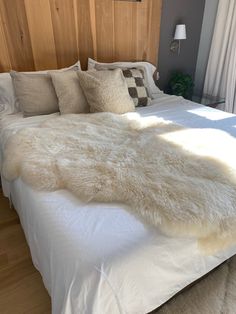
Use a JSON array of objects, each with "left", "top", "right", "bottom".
[
  {"left": 13, "top": 60, "right": 81, "bottom": 112},
  {"left": 95, "top": 65, "right": 151, "bottom": 107},
  {"left": 77, "top": 69, "right": 135, "bottom": 114},
  {"left": 10, "top": 71, "right": 59, "bottom": 117},
  {"left": 50, "top": 71, "right": 89, "bottom": 114}
]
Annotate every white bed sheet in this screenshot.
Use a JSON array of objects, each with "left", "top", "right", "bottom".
[{"left": 1, "top": 94, "right": 236, "bottom": 314}]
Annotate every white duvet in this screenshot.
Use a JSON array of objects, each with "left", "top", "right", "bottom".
[{"left": 1, "top": 94, "right": 236, "bottom": 314}]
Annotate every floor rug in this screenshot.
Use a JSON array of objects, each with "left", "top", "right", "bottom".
[{"left": 155, "top": 257, "right": 236, "bottom": 314}]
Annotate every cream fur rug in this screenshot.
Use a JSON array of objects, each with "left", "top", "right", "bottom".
[
  {"left": 155, "top": 257, "right": 236, "bottom": 314},
  {"left": 2, "top": 112, "right": 236, "bottom": 253}
]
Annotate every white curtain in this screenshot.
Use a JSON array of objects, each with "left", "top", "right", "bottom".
[{"left": 203, "top": 0, "right": 236, "bottom": 113}]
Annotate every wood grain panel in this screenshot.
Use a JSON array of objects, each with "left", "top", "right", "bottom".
[
  {"left": 114, "top": 1, "right": 135, "bottom": 61},
  {"left": 76, "top": 0, "right": 95, "bottom": 69},
  {"left": 135, "top": 1, "right": 150, "bottom": 61},
  {"left": 147, "top": 0, "right": 162, "bottom": 64},
  {"left": 24, "top": 0, "right": 57, "bottom": 70},
  {"left": 0, "top": 12, "right": 11, "bottom": 72},
  {"left": 95, "top": 0, "right": 114, "bottom": 62},
  {"left": 0, "top": 0, "right": 35, "bottom": 71},
  {"left": 49, "top": 0, "right": 79, "bottom": 68},
  {"left": 0, "top": 0, "right": 162, "bottom": 72}
]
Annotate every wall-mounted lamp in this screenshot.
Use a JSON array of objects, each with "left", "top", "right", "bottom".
[{"left": 170, "top": 24, "right": 187, "bottom": 55}]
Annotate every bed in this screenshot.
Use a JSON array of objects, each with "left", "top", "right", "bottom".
[{"left": 1, "top": 93, "right": 236, "bottom": 314}]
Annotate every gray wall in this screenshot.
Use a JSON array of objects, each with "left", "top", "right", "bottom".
[
  {"left": 157, "top": 0, "right": 206, "bottom": 91},
  {"left": 194, "top": 0, "right": 219, "bottom": 96}
]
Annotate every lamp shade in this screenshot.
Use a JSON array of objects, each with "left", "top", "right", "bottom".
[{"left": 174, "top": 24, "right": 186, "bottom": 40}]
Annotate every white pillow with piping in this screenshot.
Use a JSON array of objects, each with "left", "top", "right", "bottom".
[{"left": 0, "top": 73, "right": 16, "bottom": 114}]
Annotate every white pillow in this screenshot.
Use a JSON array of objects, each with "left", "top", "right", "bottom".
[
  {"left": 87, "top": 58, "right": 162, "bottom": 99},
  {"left": 0, "top": 73, "right": 16, "bottom": 114},
  {"left": 0, "top": 60, "right": 81, "bottom": 114}
]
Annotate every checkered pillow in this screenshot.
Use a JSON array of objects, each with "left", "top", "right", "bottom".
[{"left": 121, "top": 68, "right": 151, "bottom": 107}]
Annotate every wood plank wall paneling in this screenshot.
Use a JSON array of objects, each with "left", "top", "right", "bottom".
[
  {"left": 95, "top": 0, "right": 114, "bottom": 63},
  {"left": 49, "top": 0, "right": 79, "bottom": 68},
  {"left": 0, "top": 12, "right": 11, "bottom": 72},
  {"left": 0, "top": 0, "right": 162, "bottom": 72},
  {"left": 77, "top": 0, "right": 95, "bottom": 69},
  {"left": 0, "top": 0, "right": 35, "bottom": 71},
  {"left": 24, "top": 0, "right": 57, "bottom": 70}
]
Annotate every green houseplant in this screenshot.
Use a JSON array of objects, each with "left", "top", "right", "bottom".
[{"left": 167, "top": 72, "right": 194, "bottom": 99}]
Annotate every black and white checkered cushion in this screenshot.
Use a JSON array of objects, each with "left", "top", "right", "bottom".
[{"left": 121, "top": 68, "right": 151, "bottom": 107}]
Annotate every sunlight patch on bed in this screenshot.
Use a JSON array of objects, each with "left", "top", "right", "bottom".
[
  {"left": 159, "top": 127, "right": 236, "bottom": 169},
  {"left": 187, "top": 107, "right": 233, "bottom": 121}
]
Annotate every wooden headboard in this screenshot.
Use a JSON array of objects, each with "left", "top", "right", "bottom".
[{"left": 0, "top": 0, "right": 162, "bottom": 72}]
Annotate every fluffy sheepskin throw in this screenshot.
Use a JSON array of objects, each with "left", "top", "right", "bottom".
[{"left": 2, "top": 112, "right": 236, "bottom": 254}]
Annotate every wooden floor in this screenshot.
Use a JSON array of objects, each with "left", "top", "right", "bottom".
[{"left": 0, "top": 189, "right": 51, "bottom": 314}]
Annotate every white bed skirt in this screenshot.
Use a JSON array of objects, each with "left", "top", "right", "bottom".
[{"left": 2, "top": 174, "right": 236, "bottom": 314}]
